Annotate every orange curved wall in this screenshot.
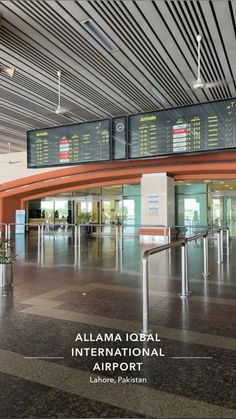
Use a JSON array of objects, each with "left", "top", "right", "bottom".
[{"left": 1, "top": 150, "right": 236, "bottom": 223}]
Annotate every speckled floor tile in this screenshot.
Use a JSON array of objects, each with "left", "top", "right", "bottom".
[
  {"left": 0, "top": 236, "right": 236, "bottom": 418},
  {"left": 23, "top": 388, "right": 146, "bottom": 418},
  {"left": 0, "top": 372, "right": 51, "bottom": 418}
]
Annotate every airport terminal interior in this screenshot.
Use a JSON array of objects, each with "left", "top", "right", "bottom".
[{"left": 0, "top": 1, "right": 236, "bottom": 418}]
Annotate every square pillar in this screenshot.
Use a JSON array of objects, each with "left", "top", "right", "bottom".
[{"left": 140, "top": 173, "right": 175, "bottom": 242}]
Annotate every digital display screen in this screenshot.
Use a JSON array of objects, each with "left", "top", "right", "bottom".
[
  {"left": 129, "top": 99, "right": 236, "bottom": 157},
  {"left": 27, "top": 98, "right": 236, "bottom": 168},
  {"left": 27, "top": 119, "right": 110, "bottom": 168}
]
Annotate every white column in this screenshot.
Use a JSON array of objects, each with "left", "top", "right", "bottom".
[{"left": 140, "top": 173, "right": 175, "bottom": 242}]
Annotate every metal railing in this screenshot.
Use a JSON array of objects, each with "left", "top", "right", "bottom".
[
  {"left": 167, "top": 224, "right": 214, "bottom": 243},
  {"left": 6, "top": 223, "right": 41, "bottom": 264},
  {"left": 77, "top": 223, "right": 169, "bottom": 249},
  {"left": 168, "top": 224, "right": 230, "bottom": 260},
  {"left": 7, "top": 223, "right": 41, "bottom": 247},
  {"left": 141, "top": 232, "right": 209, "bottom": 335},
  {"left": 77, "top": 223, "right": 119, "bottom": 248},
  {"left": 1, "top": 222, "right": 230, "bottom": 269},
  {"left": 40, "top": 223, "right": 78, "bottom": 248},
  {"left": 216, "top": 227, "right": 230, "bottom": 263},
  {"left": 119, "top": 224, "right": 168, "bottom": 243},
  {"left": 0, "top": 223, "right": 8, "bottom": 241}
]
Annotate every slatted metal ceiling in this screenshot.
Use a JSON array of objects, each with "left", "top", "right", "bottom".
[{"left": 0, "top": 0, "right": 236, "bottom": 153}]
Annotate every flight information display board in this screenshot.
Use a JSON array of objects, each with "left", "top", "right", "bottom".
[
  {"left": 27, "top": 98, "right": 236, "bottom": 168},
  {"left": 129, "top": 99, "right": 236, "bottom": 158},
  {"left": 27, "top": 119, "right": 110, "bottom": 168}
]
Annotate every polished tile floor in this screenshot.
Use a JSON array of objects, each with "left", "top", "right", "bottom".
[{"left": 0, "top": 232, "right": 236, "bottom": 418}]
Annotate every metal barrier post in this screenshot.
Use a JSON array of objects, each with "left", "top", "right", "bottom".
[
  {"left": 120, "top": 225, "right": 123, "bottom": 248},
  {"left": 0, "top": 223, "right": 6, "bottom": 240},
  {"left": 168, "top": 227, "right": 171, "bottom": 244},
  {"left": 179, "top": 243, "right": 188, "bottom": 298},
  {"left": 73, "top": 224, "right": 77, "bottom": 248},
  {"left": 7, "top": 224, "right": 11, "bottom": 242},
  {"left": 184, "top": 241, "right": 190, "bottom": 295},
  {"left": 37, "top": 226, "right": 41, "bottom": 264},
  {"left": 217, "top": 230, "right": 222, "bottom": 264},
  {"left": 78, "top": 225, "right": 81, "bottom": 248},
  {"left": 141, "top": 256, "right": 150, "bottom": 335},
  {"left": 202, "top": 233, "right": 209, "bottom": 277},
  {"left": 37, "top": 225, "right": 41, "bottom": 248},
  {"left": 226, "top": 227, "right": 230, "bottom": 255},
  {"left": 115, "top": 225, "right": 119, "bottom": 248},
  {"left": 41, "top": 224, "right": 44, "bottom": 248},
  {"left": 220, "top": 229, "right": 223, "bottom": 259}
]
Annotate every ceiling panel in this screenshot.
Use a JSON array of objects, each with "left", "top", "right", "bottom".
[{"left": 0, "top": 0, "right": 236, "bottom": 153}]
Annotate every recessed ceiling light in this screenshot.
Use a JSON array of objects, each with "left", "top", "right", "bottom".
[
  {"left": 0, "top": 65, "right": 15, "bottom": 78},
  {"left": 148, "top": 86, "right": 166, "bottom": 103},
  {"left": 80, "top": 19, "right": 119, "bottom": 53}
]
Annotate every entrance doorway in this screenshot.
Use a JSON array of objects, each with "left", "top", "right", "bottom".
[{"left": 212, "top": 195, "right": 236, "bottom": 236}]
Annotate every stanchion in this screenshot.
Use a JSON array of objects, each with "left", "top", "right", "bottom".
[
  {"left": 73, "top": 234, "right": 78, "bottom": 266},
  {"left": 37, "top": 225, "right": 41, "bottom": 265},
  {"left": 202, "top": 233, "right": 209, "bottom": 277},
  {"left": 120, "top": 225, "right": 123, "bottom": 249},
  {"left": 141, "top": 256, "right": 151, "bottom": 335},
  {"left": 220, "top": 229, "right": 223, "bottom": 260},
  {"left": 115, "top": 225, "right": 119, "bottom": 248},
  {"left": 217, "top": 230, "right": 222, "bottom": 264},
  {"left": 168, "top": 227, "right": 171, "bottom": 251},
  {"left": 74, "top": 224, "right": 78, "bottom": 248},
  {"left": 40, "top": 225, "right": 44, "bottom": 266},
  {"left": 179, "top": 243, "right": 188, "bottom": 298},
  {"left": 77, "top": 225, "right": 81, "bottom": 248},
  {"left": 41, "top": 224, "right": 44, "bottom": 248},
  {"left": 7, "top": 224, "right": 11, "bottom": 242},
  {"left": 184, "top": 241, "right": 190, "bottom": 295},
  {"left": 226, "top": 227, "right": 230, "bottom": 255},
  {"left": 37, "top": 225, "right": 41, "bottom": 248}
]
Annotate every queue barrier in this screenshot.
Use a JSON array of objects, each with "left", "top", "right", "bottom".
[
  {"left": 77, "top": 223, "right": 169, "bottom": 248},
  {"left": 77, "top": 223, "right": 119, "bottom": 248},
  {"left": 168, "top": 225, "right": 230, "bottom": 263},
  {"left": 40, "top": 223, "right": 78, "bottom": 248},
  {"left": 0, "top": 223, "right": 8, "bottom": 241},
  {"left": 119, "top": 224, "right": 168, "bottom": 244},
  {"left": 141, "top": 232, "right": 209, "bottom": 335},
  {"left": 7, "top": 223, "right": 41, "bottom": 248},
  {"left": 1, "top": 223, "right": 231, "bottom": 268}
]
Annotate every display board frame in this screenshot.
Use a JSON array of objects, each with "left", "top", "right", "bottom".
[
  {"left": 27, "top": 118, "right": 112, "bottom": 169},
  {"left": 127, "top": 97, "right": 236, "bottom": 160},
  {"left": 27, "top": 97, "right": 236, "bottom": 168}
]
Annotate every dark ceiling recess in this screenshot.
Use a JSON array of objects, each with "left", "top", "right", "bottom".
[{"left": 0, "top": 0, "right": 235, "bottom": 153}]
